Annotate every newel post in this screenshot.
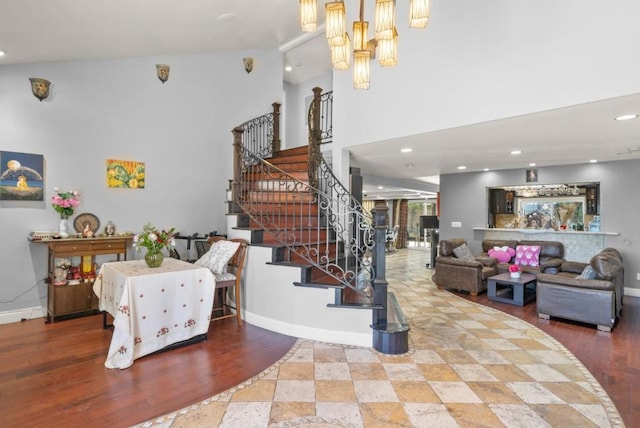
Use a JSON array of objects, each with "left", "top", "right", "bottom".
[
  {"left": 231, "top": 126, "right": 244, "bottom": 213},
  {"left": 371, "top": 201, "right": 389, "bottom": 329},
  {"left": 272, "top": 102, "right": 281, "bottom": 154}
]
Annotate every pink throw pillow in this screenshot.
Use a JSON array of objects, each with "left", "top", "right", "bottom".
[
  {"left": 515, "top": 245, "right": 541, "bottom": 267},
  {"left": 487, "top": 246, "right": 515, "bottom": 263}
]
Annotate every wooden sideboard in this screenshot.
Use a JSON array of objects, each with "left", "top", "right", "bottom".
[{"left": 34, "top": 236, "right": 132, "bottom": 322}]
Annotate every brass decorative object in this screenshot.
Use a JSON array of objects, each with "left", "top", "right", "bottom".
[
  {"left": 155, "top": 64, "right": 170, "bottom": 83},
  {"left": 29, "top": 78, "right": 51, "bottom": 101},
  {"left": 243, "top": 57, "right": 254, "bottom": 74}
]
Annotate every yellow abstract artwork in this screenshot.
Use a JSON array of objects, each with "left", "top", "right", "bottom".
[{"left": 106, "top": 159, "right": 145, "bottom": 189}]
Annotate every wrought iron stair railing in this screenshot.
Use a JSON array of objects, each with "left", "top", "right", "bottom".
[{"left": 231, "top": 91, "right": 375, "bottom": 296}]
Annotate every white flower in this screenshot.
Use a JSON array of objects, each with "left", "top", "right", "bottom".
[{"left": 148, "top": 233, "right": 158, "bottom": 242}]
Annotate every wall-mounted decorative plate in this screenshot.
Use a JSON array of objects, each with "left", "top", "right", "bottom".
[{"left": 74, "top": 213, "right": 100, "bottom": 234}]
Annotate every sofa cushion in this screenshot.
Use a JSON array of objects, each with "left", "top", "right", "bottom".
[
  {"left": 439, "top": 239, "right": 468, "bottom": 257},
  {"left": 515, "top": 245, "right": 541, "bottom": 267},
  {"left": 488, "top": 246, "right": 515, "bottom": 263},
  {"left": 590, "top": 249, "right": 623, "bottom": 280},
  {"left": 453, "top": 243, "right": 475, "bottom": 262},
  {"left": 576, "top": 265, "right": 596, "bottom": 279}
]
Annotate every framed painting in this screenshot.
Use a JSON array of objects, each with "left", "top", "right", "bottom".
[
  {"left": 0, "top": 151, "right": 44, "bottom": 201},
  {"left": 106, "top": 159, "right": 145, "bottom": 189}
]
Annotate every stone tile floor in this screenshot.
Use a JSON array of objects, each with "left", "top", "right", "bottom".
[{"left": 136, "top": 249, "right": 623, "bottom": 427}]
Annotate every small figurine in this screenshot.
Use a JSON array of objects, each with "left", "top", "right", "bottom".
[
  {"left": 104, "top": 221, "right": 116, "bottom": 236},
  {"left": 82, "top": 222, "right": 93, "bottom": 237}
]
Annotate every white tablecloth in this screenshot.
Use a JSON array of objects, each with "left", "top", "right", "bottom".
[{"left": 93, "top": 258, "right": 215, "bottom": 369}]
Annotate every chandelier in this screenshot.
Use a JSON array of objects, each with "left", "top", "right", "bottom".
[{"left": 300, "top": 0, "right": 430, "bottom": 89}]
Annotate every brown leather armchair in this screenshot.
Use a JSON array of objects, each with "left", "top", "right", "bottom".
[
  {"left": 433, "top": 239, "right": 498, "bottom": 296},
  {"left": 536, "top": 247, "right": 624, "bottom": 332}
]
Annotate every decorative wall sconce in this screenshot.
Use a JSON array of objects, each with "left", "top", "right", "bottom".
[
  {"left": 155, "top": 64, "right": 170, "bottom": 83},
  {"left": 243, "top": 57, "right": 254, "bottom": 74},
  {"left": 29, "top": 78, "right": 51, "bottom": 101}
]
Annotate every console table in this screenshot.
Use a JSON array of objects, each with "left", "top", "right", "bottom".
[
  {"left": 93, "top": 258, "right": 215, "bottom": 369},
  {"left": 34, "top": 236, "right": 132, "bottom": 323}
]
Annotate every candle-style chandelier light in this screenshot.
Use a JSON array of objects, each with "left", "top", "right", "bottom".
[{"left": 300, "top": 0, "right": 430, "bottom": 89}]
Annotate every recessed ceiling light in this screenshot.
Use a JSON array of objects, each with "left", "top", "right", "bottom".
[
  {"left": 510, "top": 150, "right": 522, "bottom": 155},
  {"left": 285, "top": 66, "right": 293, "bottom": 72},
  {"left": 590, "top": 159, "right": 598, "bottom": 163},
  {"left": 615, "top": 114, "right": 638, "bottom": 121},
  {"left": 457, "top": 165, "right": 466, "bottom": 170},
  {"left": 0, "top": 51, "right": 5, "bottom": 57},
  {"left": 217, "top": 13, "right": 235, "bottom": 23},
  {"left": 483, "top": 168, "right": 490, "bottom": 172},
  {"left": 400, "top": 148, "right": 413, "bottom": 153},
  {"left": 529, "top": 163, "right": 536, "bottom": 167},
  {"left": 377, "top": 186, "right": 384, "bottom": 189}
]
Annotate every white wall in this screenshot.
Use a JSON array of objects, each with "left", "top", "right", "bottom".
[
  {"left": 284, "top": 72, "right": 332, "bottom": 149},
  {"left": 0, "top": 49, "right": 283, "bottom": 315},
  {"left": 332, "top": 0, "right": 640, "bottom": 148}
]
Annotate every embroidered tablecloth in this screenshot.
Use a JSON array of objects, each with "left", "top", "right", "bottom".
[{"left": 93, "top": 258, "right": 215, "bottom": 369}]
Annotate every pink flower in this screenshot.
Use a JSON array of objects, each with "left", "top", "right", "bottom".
[{"left": 508, "top": 264, "right": 521, "bottom": 273}]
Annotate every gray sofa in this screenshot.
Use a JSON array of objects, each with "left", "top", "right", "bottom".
[{"left": 536, "top": 248, "right": 624, "bottom": 332}]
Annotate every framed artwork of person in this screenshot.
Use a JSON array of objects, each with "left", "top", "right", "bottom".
[{"left": 526, "top": 169, "right": 538, "bottom": 183}]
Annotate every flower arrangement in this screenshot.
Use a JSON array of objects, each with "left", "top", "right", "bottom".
[
  {"left": 508, "top": 264, "right": 521, "bottom": 273},
  {"left": 55, "top": 258, "right": 72, "bottom": 270},
  {"left": 133, "top": 223, "right": 176, "bottom": 254},
  {"left": 51, "top": 188, "right": 80, "bottom": 219}
]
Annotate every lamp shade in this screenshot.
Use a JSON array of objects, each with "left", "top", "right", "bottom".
[
  {"left": 300, "top": 0, "right": 317, "bottom": 32},
  {"left": 326, "top": 1, "right": 347, "bottom": 47},
  {"left": 375, "top": 0, "right": 395, "bottom": 40},
  {"left": 331, "top": 33, "right": 351, "bottom": 70},
  {"left": 353, "top": 50, "right": 371, "bottom": 90},
  {"left": 352, "top": 20, "right": 369, "bottom": 51},
  {"left": 377, "top": 27, "right": 398, "bottom": 67},
  {"left": 409, "top": 0, "right": 430, "bottom": 29}
]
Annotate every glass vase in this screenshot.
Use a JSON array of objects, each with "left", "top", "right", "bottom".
[
  {"left": 59, "top": 217, "right": 69, "bottom": 237},
  {"left": 145, "top": 250, "right": 164, "bottom": 268}
]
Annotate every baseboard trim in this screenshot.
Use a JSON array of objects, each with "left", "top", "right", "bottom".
[
  {"left": 0, "top": 306, "right": 46, "bottom": 325},
  {"left": 625, "top": 287, "right": 640, "bottom": 298},
  {"left": 243, "top": 311, "right": 372, "bottom": 348}
]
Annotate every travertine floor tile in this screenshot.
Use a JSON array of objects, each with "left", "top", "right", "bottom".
[
  {"left": 315, "top": 380, "right": 356, "bottom": 402},
  {"left": 268, "top": 402, "right": 315, "bottom": 425},
  {"left": 273, "top": 380, "right": 315, "bottom": 402},
  {"left": 276, "top": 362, "right": 314, "bottom": 380},
  {"left": 231, "top": 380, "right": 276, "bottom": 402},
  {"left": 360, "top": 402, "right": 413, "bottom": 427},
  {"left": 353, "top": 380, "right": 400, "bottom": 402}
]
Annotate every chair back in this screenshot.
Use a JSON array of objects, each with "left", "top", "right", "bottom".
[{"left": 207, "top": 236, "right": 248, "bottom": 278}]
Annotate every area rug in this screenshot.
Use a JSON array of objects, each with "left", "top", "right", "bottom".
[{"left": 135, "top": 249, "right": 624, "bottom": 427}]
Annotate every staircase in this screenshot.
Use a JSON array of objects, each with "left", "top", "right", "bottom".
[{"left": 229, "top": 89, "right": 409, "bottom": 354}]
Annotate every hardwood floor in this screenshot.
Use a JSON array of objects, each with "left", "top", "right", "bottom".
[
  {"left": 1, "top": 290, "right": 638, "bottom": 427},
  {"left": 452, "top": 288, "right": 640, "bottom": 427},
  {"left": 0, "top": 315, "right": 296, "bottom": 427}
]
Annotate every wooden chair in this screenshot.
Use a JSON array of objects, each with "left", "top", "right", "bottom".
[{"left": 206, "top": 236, "right": 248, "bottom": 326}]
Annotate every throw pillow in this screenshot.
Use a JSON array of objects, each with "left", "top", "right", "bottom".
[
  {"left": 576, "top": 265, "right": 596, "bottom": 280},
  {"left": 195, "top": 240, "right": 240, "bottom": 274},
  {"left": 452, "top": 243, "right": 476, "bottom": 262},
  {"left": 515, "top": 245, "right": 541, "bottom": 267},
  {"left": 487, "top": 246, "right": 516, "bottom": 263}
]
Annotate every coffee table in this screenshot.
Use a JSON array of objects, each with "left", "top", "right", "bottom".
[{"left": 487, "top": 272, "right": 537, "bottom": 306}]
